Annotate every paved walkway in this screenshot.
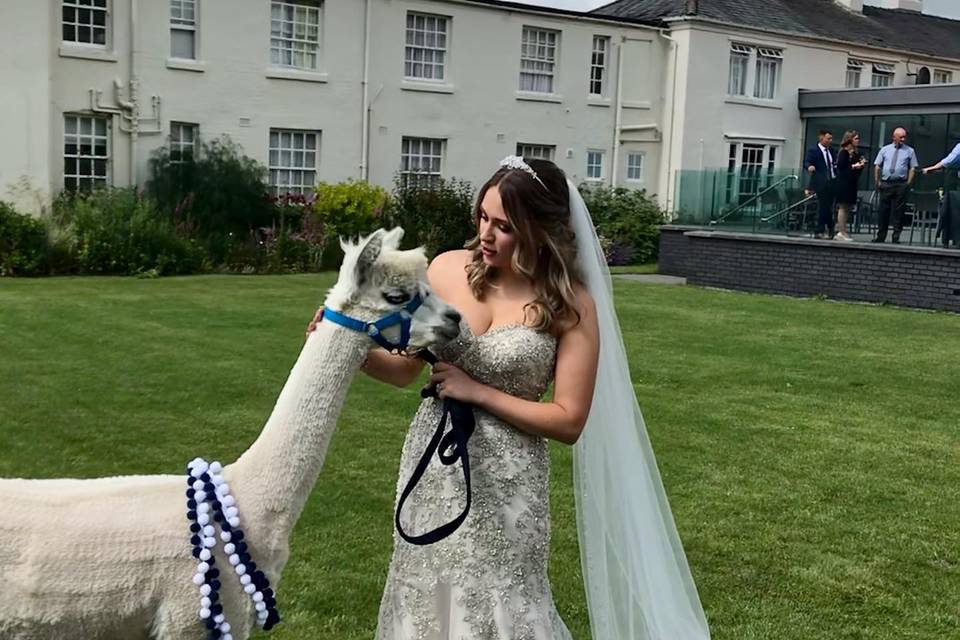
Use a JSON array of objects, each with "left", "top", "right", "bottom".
[{"left": 614, "top": 273, "right": 686, "bottom": 285}]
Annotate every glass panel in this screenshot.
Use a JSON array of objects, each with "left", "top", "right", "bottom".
[{"left": 171, "top": 30, "right": 195, "bottom": 59}]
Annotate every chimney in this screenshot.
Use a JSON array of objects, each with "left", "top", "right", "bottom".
[
  {"left": 873, "top": 0, "right": 924, "bottom": 11},
  {"left": 685, "top": 0, "right": 699, "bottom": 15},
  {"left": 834, "top": 0, "right": 864, "bottom": 12}
]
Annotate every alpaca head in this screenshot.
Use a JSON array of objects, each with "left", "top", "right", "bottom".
[{"left": 324, "top": 228, "right": 461, "bottom": 351}]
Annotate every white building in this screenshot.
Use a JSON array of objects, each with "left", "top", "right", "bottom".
[{"left": 1, "top": 0, "right": 958, "bottom": 215}]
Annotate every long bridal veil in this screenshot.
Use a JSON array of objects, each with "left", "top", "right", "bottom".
[{"left": 567, "top": 180, "right": 710, "bottom": 639}]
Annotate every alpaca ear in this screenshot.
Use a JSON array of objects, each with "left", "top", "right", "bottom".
[
  {"left": 383, "top": 227, "right": 404, "bottom": 250},
  {"left": 355, "top": 229, "right": 385, "bottom": 286}
]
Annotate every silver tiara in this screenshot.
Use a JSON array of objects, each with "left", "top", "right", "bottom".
[{"left": 499, "top": 155, "right": 548, "bottom": 190}]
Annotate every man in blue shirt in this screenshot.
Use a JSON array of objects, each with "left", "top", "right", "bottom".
[
  {"left": 922, "top": 140, "right": 960, "bottom": 176},
  {"left": 872, "top": 127, "right": 919, "bottom": 244}
]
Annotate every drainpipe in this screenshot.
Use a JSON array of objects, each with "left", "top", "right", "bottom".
[
  {"left": 610, "top": 36, "right": 625, "bottom": 187},
  {"left": 360, "top": 0, "right": 371, "bottom": 180},
  {"left": 129, "top": 0, "right": 139, "bottom": 186},
  {"left": 659, "top": 28, "right": 680, "bottom": 213}
]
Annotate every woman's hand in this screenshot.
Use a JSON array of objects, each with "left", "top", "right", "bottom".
[
  {"left": 305, "top": 306, "right": 324, "bottom": 338},
  {"left": 428, "top": 362, "right": 485, "bottom": 402}
]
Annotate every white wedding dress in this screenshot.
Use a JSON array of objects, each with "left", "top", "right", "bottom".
[{"left": 375, "top": 319, "right": 570, "bottom": 639}]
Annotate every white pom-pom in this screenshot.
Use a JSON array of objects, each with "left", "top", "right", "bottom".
[
  {"left": 197, "top": 502, "right": 210, "bottom": 514},
  {"left": 224, "top": 543, "right": 236, "bottom": 555},
  {"left": 228, "top": 517, "right": 240, "bottom": 528},
  {"left": 220, "top": 531, "right": 232, "bottom": 542},
  {"left": 224, "top": 506, "right": 239, "bottom": 518},
  {"left": 197, "top": 562, "right": 210, "bottom": 574},
  {"left": 244, "top": 583, "right": 256, "bottom": 595},
  {"left": 200, "top": 584, "right": 212, "bottom": 596},
  {"left": 190, "top": 461, "right": 208, "bottom": 478},
  {"left": 195, "top": 490, "right": 207, "bottom": 503},
  {"left": 229, "top": 554, "right": 240, "bottom": 566},
  {"left": 216, "top": 483, "right": 230, "bottom": 496},
  {"left": 223, "top": 634, "right": 233, "bottom": 640},
  {"left": 203, "top": 525, "right": 215, "bottom": 537},
  {"left": 192, "top": 479, "right": 204, "bottom": 491},
  {"left": 252, "top": 591, "right": 264, "bottom": 602},
  {"left": 220, "top": 622, "right": 231, "bottom": 633},
  {"left": 209, "top": 461, "right": 223, "bottom": 474},
  {"left": 203, "top": 536, "right": 216, "bottom": 548},
  {"left": 199, "top": 548, "right": 212, "bottom": 562},
  {"left": 214, "top": 614, "right": 225, "bottom": 625},
  {"left": 236, "top": 564, "right": 247, "bottom": 575},
  {"left": 255, "top": 601, "right": 267, "bottom": 612},
  {"left": 197, "top": 513, "right": 210, "bottom": 526},
  {"left": 240, "top": 574, "right": 252, "bottom": 585},
  {"left": 200, "top": 596, "right": 211, "bottom": 608},
  {"left": 258, "top": 610, "right": 268, "bottom": 621},
  {"left": 221, "top": 495, "right": 236, "bottom": 507},
  {"left": 212, "top": 475, "right": 225, "bottom": 486},
  {"left": 192, "top": 573, "right": 205, "bottom": 586},
  {"left": 199, "top": 607, "right": 211, "bottom": 619}
]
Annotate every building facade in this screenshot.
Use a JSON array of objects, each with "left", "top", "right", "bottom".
[{"left": 1, "top": 0, "right": 958, "bottom": 215}]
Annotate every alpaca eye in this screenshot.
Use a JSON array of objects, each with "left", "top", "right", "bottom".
[{"left": 383, "top": 291, "right": 411, "bottom": 305}]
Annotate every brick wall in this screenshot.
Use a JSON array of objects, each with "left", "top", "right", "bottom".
[{"left": 658, "top": 228, "right": 960, "bottom": 312}]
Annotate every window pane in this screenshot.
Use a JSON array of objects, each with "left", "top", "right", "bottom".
[{"left": 171, "top": 29, "right": 195, "bottom": 59}]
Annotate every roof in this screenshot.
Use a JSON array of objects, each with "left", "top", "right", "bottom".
[{"left": 590, "top": 0, "right": 960, "bottom": 61}]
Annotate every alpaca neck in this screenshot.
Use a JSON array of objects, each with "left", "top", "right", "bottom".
[{"left": 229, "top": 321, "right": 368, "bottom": 553}]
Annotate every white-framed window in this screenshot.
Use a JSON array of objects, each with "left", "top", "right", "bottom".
[
  {"left": 933, "top": 69, "right": 953, "bottom": 84},
  {"left": 725, "top": 141, "right": 779, "bottom": 204},
  {"left": 519, "top": 26, "right": 558, "bottom": 93},
  {"left": 626, "top": 152, "right": 644, "bottom": 182},
  {"left": 753, "top": 47, "right": 782, "bottom": 99},
  {"left": 586, "top": 150, "right": 604, "bottom": 181},
  {"left": 516, "top": 143, "right": 555, "bottom": 161},
  {"left": 405, "top": 12, "right": 448, "bottom": 81},
  {"left": 170, "top": 0, "right": 197, "bottom": 59},
  {"left": 62, "top": 0, "right": 108, "bottom": 46},
  {"left": 846, "top": 58, "right": 863, "bottom": 88},
  {"left": 589, "top": 35, "right": 609, "bottom": 97},
  {"left": 64, "top": 114, "right": 110, "bottom": 191},
  {"left": 871, "top": 62, "right": 895, "bottom": 87},
  {"left": 401, "top": 137, "right": 445, "bottom": 185},
  {"left": 727, "top": 43, "right": 751, "bottom": 96},
  {"left": 169, "top": 122, "right": 198, "bottom": 163},
  {"left": 269, "top": 129, "right": 319, "bottom": 196},
  {"left": 270, "top": 1, "right": 321, "bottom": 71}
]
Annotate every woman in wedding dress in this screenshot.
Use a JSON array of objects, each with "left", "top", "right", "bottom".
[{"left": 309, "top": 157, "right": 711, "bottom": 640}]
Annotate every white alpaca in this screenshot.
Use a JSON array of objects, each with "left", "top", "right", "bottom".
[{"left": 0, "top": 228, "right": 460, "bottom": 640}]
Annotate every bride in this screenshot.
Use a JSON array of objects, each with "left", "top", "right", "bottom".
[{"left": 309, "top": 157, "right": 710, "bottom": 639}]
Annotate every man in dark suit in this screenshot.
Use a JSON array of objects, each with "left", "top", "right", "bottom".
[{"left": 804, "top": 129, "right": 837, "bottom": 239}]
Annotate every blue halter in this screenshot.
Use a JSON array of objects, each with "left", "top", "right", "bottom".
[{"left": 322, "top": 293, "right": 426, "bottom": 352}]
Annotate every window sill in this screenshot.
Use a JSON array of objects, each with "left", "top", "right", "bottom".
[
  {"left": 724, "top": 97, "right": 783, "bottom": 110},
  {"left": 515, "top": 91, "right": 563, "bottom": 104},
  {"left": 58, "top": 45, "right": 118, "bottom": 63},
  {"left": 265, "top": 67, "right": 329, "bottom": 83},
  {"left": 167, "top": 58, "right": 206, "bottom": 73},
  {"left": 401, "top": 80, "right": 455, "bottom": 94},
  {"left": 587, "top": 97, "right": 612, "bottom": 107},
  {"left": 621, "top": 100, "right": 652, "bottom": 110}
]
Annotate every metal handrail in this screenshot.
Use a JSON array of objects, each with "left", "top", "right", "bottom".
[
  {"left": 709, "top": 174, "right": 799, "bottom": 226},
  {"left": 760, "top": 194, "right": 816, "bottom": 223}
]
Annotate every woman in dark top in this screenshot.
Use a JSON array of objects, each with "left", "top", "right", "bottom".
[{"left": 835, "top": 130, "right": 866, "bottom": 241}]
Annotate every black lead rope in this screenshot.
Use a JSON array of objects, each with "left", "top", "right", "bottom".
[{"left": 394, "top": 349, "right": 476, "bottom": 545}]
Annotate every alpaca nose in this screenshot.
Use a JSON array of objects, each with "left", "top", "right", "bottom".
[{"left": 445, "top": 309, "right": 461, "bottom": 324}]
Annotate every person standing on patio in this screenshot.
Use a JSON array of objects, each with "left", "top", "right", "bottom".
[
  {"left": 922, "top": 140, "right": 960, "bottom": 248},
  {"left": 921, "top": 139, "right": 960, "bottom": 177},
  {"left": 873, "top": 128, "right": 918, "bottom": 244},
  {"left": 804, "top": 129, "right": 837, "bottom": 239},
  {"left": 834, "top": 130, "right": 866, "bottom": 242}
]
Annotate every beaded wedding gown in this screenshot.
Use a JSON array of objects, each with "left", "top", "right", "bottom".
[{"left": 375, "top": 319, "right": 571, "bottom": 639}]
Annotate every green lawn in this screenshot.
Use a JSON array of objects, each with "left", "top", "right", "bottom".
[{"left": 1, "top": 274, "right": 959, "bottom": 639}]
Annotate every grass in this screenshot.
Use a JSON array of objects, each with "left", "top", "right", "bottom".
[
  {"left": 1, "top": 274, "right": 959, "bottom": 639},
  {"left": 608, "top": 262, "right": 658, "bottom": 275}
]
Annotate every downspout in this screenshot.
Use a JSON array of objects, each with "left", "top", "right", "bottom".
[
  {"left": 610, "top": 36, "right": 624, "bottom": 187},
  {"left": 658, "top": 28, "right": 679, "bottom": 213},
  {"left": 129, "top": 0, "right": 139, "bottom": 186},
  {"left": 360, "top": 0, "right": 371, "bottom": 180}
]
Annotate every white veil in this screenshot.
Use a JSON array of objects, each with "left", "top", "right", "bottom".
[{"left": 567, "top": 179, "right": 711, "bottom": 639}]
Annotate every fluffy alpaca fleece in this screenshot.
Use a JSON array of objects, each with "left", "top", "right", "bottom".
[{"left": 0, "top": 228, "right": 458, "bottom": 640}]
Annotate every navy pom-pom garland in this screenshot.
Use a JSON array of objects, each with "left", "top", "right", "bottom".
[{"left": 186, "top": 458, "right": 280, "bottom": 640}]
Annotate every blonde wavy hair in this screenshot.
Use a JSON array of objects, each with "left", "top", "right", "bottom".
[{"left": 464, "top": 158, "right": 582, "bottom": 334}]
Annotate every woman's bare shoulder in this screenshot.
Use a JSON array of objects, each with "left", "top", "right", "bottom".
[{"left": 427, "top": 250, "right": 472, "bottom": 293}]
